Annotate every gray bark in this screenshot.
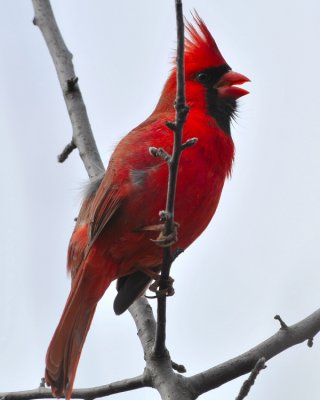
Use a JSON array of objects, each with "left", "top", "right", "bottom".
[
  {"left": 2, "top": 1, "right": 319, "bottom": 399},
  {"left": 32, "top": 0, "right": 104, "bottom": 179}
]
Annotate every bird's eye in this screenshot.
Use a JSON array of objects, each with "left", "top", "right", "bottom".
[{"left": 196, "top": 72, "right": 210, "bottom": 84}]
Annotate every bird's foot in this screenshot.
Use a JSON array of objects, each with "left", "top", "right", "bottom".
[
  {"left": 142, "top": 222, "right": 179, "bottom": 247},
  {"left": 149, "top": 275, "right": 175, "bottom": 297},
  {"left": 145, "top": 271, "right": 175, "bottom": 298}
]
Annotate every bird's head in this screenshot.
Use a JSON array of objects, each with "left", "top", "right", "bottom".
[{"left": 156, "top": 13, "right": 249, "bottom": 136}]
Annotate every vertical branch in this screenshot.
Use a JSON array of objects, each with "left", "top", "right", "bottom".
[{"left": 153, "top": 0, "right": 190, "bottom": 357}]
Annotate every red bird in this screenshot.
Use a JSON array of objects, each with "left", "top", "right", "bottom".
[{"left": 45, "top": 14, "right": 249, "bottom": 399}]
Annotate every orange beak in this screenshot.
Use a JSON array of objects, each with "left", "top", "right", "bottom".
[{"left": 216, "top": 71, "right": 250, "bottom": 99}]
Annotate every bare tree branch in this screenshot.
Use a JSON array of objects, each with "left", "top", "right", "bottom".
[
  {"left": 3, "top": 307, "right": 320, "bottom": 399},
  {"left": 2, "top": 1, "right": 316, "bottom": 400},
  {"left": 0, "top": 375, "right": 149, "bottom": 400},
  {"left": 189, "top": 308, "right": 320, "bottom": 397},
  {"left": 31, "top": 1, "right": 193, "bottom": 399},
  {"left": 32, "top": 0, "right": 104, "bottom": 179},
  {"left": 129, "top": 283, "right": 194, "bottom": 400},
  {"left": 153, "top": 0, "right": 190, "bottom": 358},
  {"left": 129, "top": 297, "right": 156, "bottom": 357}
]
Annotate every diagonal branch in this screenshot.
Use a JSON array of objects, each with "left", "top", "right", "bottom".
[
  {"left": 188, "top": 307, "right": 320, "bottom": 397},
  {"left": 32, "top": 0, "right": 104, "bottom": 178},
  {"left": 30, "top": 0, "right": 154, "bottom": 397},
  {"left": 18, "top": 2, "right": 320, "bottom": 400}
]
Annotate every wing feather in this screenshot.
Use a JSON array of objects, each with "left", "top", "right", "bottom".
[{"left": 88, "top": 173, "right": 124, "bottom": 245}]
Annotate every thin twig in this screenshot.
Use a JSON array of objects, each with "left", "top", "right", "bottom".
[
  {"left": 274, "top": 314, "right": 289, "bottom": 330},
  {"left": 57, "top": 140, "right": 76, "bottom": 162},
  {"left": 307, "top": 337, "right": 314, "bottom": 347},
  {"left": 152, "top": 0, "right": 190, "bottom": 358},
  {"left": 235, "top": 358, "right": 266, "bottom": 400},
  {"left": 171, "top": 361, "right": 187, "bottom": 373}
]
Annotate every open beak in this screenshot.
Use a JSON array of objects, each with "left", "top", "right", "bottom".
[{"left": 216, "top": 71, "right": 250, "bottom": 99}]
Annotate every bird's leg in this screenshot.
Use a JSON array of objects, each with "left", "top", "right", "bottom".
[{"left": 141, "top": 222, "right": 179, "bottom": 247}]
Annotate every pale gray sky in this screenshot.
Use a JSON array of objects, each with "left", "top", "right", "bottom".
[{"left": 1, "top": 1, "right": 320, "bottom": 399}]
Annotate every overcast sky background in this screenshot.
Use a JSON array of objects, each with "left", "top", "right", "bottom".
[{"left": 1, "top": 1, "right": 320, "bottom": 399}]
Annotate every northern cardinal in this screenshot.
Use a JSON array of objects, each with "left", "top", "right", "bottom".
[{"left": 45, "top": 14, "right": 249, "bottom": 399}]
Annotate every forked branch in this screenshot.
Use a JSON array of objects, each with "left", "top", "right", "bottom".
[{"left": 2, "top": 1, "right": 319, "bottom": 400}]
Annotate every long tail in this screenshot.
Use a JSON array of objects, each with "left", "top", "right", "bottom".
[{"left": 45, "top": 262, "right": 114, "bottom": 399}]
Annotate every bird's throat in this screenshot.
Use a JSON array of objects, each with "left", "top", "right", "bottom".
[{"left": 205, "top": 87, "right": 237, "bottom": 136}]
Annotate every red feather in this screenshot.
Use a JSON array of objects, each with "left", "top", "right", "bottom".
[
  {"left": 45, "top": 14, "right": 249, "bottom": 399},
  {"left": 185, "top": 12, "right": 227, "bottom": 72}
]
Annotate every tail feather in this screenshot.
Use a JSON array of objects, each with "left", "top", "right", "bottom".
[
  {"left": 45, "top": 304, "right": 96, "bottom": 398},
  {"left": 45, "top": 263, "right": 114, "bottom": 399}
]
